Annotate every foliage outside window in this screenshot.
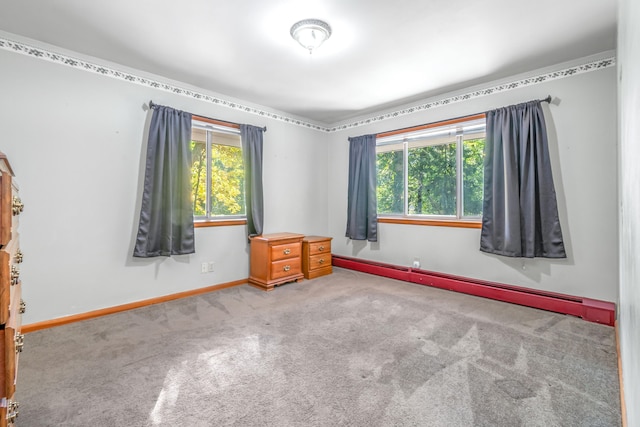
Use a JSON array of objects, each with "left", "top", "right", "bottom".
[
  {"left": 190, "top": 121, "right": 245, "bottom": 220},
  {"left": 376, "top": 117, "right": 485, "bottom": 221}
]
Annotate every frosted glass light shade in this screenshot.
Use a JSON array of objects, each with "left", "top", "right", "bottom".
[{"left": 290, "top": 19, "right": 332, "bottom": 53}]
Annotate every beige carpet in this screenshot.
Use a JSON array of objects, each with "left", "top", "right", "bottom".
[{"left": 17, "top": 268, "right": 621, "bottom": 426}]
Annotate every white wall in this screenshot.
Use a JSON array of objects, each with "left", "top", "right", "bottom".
[
  {"left": 0, "top": 47, "right": 327, "bottom": 324},
  {"left": 0, "top": 34, "right": 620, "bottom": 328},
  {"left": 327, "top": 64, "right": 619, "bottom": 303},
  {"left": 618, "top": 0, "right": 639, "bottom": 423}
]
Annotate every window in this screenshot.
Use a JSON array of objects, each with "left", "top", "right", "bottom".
[
  {"left": 190, "top": 120, "right": 245, "bottom": 222},
  {"left": 376, "top": 116, "right": 486, "bottom": 222}
]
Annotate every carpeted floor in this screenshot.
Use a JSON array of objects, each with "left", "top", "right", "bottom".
[{"left": 17, "top": 268, "right": 621, "bottom": 426}]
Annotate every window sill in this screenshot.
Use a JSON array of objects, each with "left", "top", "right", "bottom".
[
  {"left": 377, "top": 217, "right": 481, "bottom": 229},
  {"left": 194, "top": 219, "right": 247, "bottom": 228}
]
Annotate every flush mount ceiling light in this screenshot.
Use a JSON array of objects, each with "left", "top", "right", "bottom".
[{"left": 290, "top": 19, "right": 332, "bottom": 54}]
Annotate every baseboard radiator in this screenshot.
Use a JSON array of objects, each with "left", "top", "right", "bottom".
[{"left": 332, "top": 255, "right": 615, "bottom": 326}]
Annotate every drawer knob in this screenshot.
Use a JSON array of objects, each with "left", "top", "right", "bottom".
[
  {"left": 283, "top": 248, "right": 291, "bottom": 255},
  {"left": 15, "top": 333, "right": 24, "bottom": 353},
  {"left": 12, "top": 196, "right": 24, "bottom": 216},
  {"left": 283, "top": 265, "right": 291, "bottom": 272},
  {"left": 7, "top": 400, "right": 19, "bottom": 423},
  {"left": 10, "top": 265, "right": 19, "bottom": 286},
  {"left": 15, "top": 250, "right": 23, "bottom": 264},
  {"left": 318, "top": 245, "right": 325, "bottom": 251},
  {"left": 19, "top": 299, "right": 26, "bottom": 314},
  {"left": 319, "top": 258, "right": 325, "bottom": 264}
]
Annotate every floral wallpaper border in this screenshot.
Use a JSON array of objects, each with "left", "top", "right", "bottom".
[
  {"left": 0, "top": 35, "right": 615, "bottom": 133},
  {"left": 330, "top": 57, "right": 615, "bottom": 132}
]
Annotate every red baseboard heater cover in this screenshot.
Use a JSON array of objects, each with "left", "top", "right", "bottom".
[{"left": 331, "top": 255, "right": 615, "bottom": 326}]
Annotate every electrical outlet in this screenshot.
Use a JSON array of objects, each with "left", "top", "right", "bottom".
[
  {"left": 207, "top": 261, "right": 215, "bottom": 272},
  {"left": 412, "top": 258, "right": 421, "bottom": 269},
  {"left": 201, "top": 262, "right": 208, "bottom": 273}
]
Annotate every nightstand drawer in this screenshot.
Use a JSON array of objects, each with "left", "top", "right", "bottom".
[
  {"left": 308, "top": 253, "right": 331, "bottom": 271},
  {"left": 270, "top": 258, "right": 302, "bottom": 280},
  {"left": 270, "top": 242, "right": 301, "bottom": 262},
  {"left": 308, "top": 241, "right": 331, "bottom": 256}
]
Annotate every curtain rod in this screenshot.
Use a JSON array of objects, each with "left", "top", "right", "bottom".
[
  {"left": 373, "top": 95, "right": 552, "bottom": 139},
  {"left": 148, "top": 100, "right": 267, "bottom": 132}
]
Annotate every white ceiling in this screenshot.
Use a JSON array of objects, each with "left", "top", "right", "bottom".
[{"left": 0, "top": 0, "right": 617, "bottom": 125}]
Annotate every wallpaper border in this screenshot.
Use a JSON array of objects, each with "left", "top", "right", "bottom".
[
  {"left": 329, "top": 57, "right": 615, "bottom": 132},
  {"left": 0, "top": 35, "right": 615, "bottom": 133}
]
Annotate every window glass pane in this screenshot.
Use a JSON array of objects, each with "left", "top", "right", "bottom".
[
  {"left": 408, "top": 142, "right": 456, "bottom": 215},
  {"left": 462, "top": 137, "right": 485, "bottom": 217},
  {"left": 190, "top": 128, "right": 207, "bottom": 216},
  {"left": 210, "top": 134, "right": 245, "bottom": 216},
  {"left": 376, "top": 148, "right": 404, "bottom": 214}
]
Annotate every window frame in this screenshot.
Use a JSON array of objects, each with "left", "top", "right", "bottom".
[
  {"left": 375, "top": 114, "right": 486, "bottom": 228},
  {"left": 191, "top": 117, "right": 247, "bottom": 227}
]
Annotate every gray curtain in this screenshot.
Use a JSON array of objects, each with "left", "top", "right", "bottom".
[
  {"left": 481, "top": 100, "right": 566, "bottom": 258},
  {"left": 346, "top": 134, "right": 378, "bottom": 242},
  {"left": 133, "top": 105, "right": 195, "bottom": 257},
  {"left": 240, "top": 124, "right": 264, "bottom": 237}
]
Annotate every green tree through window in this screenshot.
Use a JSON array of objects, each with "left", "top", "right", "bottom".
[
  {"left": 209, "top": 143, "right": 244, "bottom": 215},
  {"left": 376, "top": 117, "right": 485, "bottom": 220},
  {"left": 408, "top": 142, "right": 457, "bottom": 215},
  {"left": 463, "top": 138, "right": 484, "bottom": 217},
  {"left": 377, "top": 149, "right": 404, "bottom": 214},
  {"left": 190, "top": 124, "right": 245, "bottom": 219}
]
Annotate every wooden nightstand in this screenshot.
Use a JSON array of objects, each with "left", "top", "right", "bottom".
[
  {"left": 302, "top": 236, "right": 332, "bottom": 279},
  {"left": 249, "top": 232, "right": 304, "bottom": 291}
]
